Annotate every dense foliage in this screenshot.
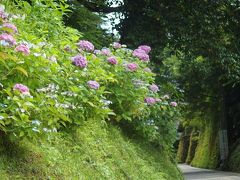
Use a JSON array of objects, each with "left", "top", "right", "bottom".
[{"left": 0, "top": 0, "right": 179, "bottom": 150}]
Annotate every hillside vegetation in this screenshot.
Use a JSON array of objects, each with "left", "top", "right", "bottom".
[
  {"left": 0, "top": 0, "right": 182, "bottom": 179},
  {"left": 0, "top": 119, "right": 182, "bottom": 179}
]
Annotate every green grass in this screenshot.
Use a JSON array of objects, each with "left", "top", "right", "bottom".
[{"left": 0, "top": 119, "right": 182, "bottom": 179}]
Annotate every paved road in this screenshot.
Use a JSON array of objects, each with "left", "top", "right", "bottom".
[{"left": 178, "top": 164, "right": 240, "bottom": 180}]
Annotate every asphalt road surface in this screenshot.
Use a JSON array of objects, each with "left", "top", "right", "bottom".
[{"left": 178, "top": 164, "right": 240, "bottom": 180}]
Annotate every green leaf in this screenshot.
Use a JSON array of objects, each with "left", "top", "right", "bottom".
[{"left": 14, "top": 67, "right": 28, "bottom": 77}]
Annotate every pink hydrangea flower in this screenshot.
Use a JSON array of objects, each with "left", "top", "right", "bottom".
[
  {"left": 113, "top": 42, "right": 122, "bottom": 49},
  {"left": 87, "top": 80, "right": 100, "bottom": 90},
  {"left": 3, "top": 23, "right": 18, "bottom": 33},
  {"left": 133, "top": 48, "right": 146, "bottom": 55},
  {"left": 71, "top": 55, "right": 87, "bottom": 68},
  {"left": 138, "top": 45, "right": 151, "bottom": 54},
  {"left": 144, "top": 97, "right": 156, "bottom": 105},
  {"left": 107, "top": 56, "right": 118, "bottom": 65},
  {"left": 149, "top": 84, "right": 159, "bottom": 93},
  {"left": 132, "top": 48, "right": 150, "bottom": 62},
  {"left": 126, "top": 63, "right": 138, "bottom": 72},
  {"left": 137, "top": 53, "right": 149, "bottom": 61},
  {"left": 15, "top": 44, "right": 30, "bottom": 55},
  {"left": 101, "top": 48, "right": 111, "bottom": 56},
  {"left": 0, "top": 33, "right": 16, "bottom": 45},
  {"left": 170, "top": 102, "right": 177, "bottom": 107},
  {"left": 77, "top": 40, "right": 94, "bottom": 52},
  {"left": 13, "top": 84, "right": 30, "bottom": 95}
]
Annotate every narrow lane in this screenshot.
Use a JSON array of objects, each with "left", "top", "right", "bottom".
[{"left": 178, "top": 164, "right": 240, "bottom": 180}]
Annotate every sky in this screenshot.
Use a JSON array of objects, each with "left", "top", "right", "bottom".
[{"left": 100, "top": 1, "right": 123, "bottom": 38}]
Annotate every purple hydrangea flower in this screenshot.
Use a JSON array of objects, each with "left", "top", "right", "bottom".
[
  {"left": 138, "top": 45, "right": 151, "bottom": 54},
  {"left": 71, "top": 55, "right": 87, "bottom": 68},
  {"left": 126, "top": 63, "right": 138, "bottom": 72},
  {"left": 149, "top": 84, "right": 159, "bottom": 93},
  {"left": 144, "top": 97, "right": 156, "bottom": 105},
  {"left": 101, "top": 48, "right": 111, "bottom": 56},
  {"left": 137, "top": 53, "right": 149, "bottom": 61},
  {"left": 3, "top": 23, "right": 18, "bottom": 33},
  {"left": 133, "top": 48, "right": 146, "bottom": 55},
  {"left": 113, "top": 42, "right": 122, "bottom": 49},
  {"left": 77, "top": 40, "right": 94, "bottom": 52},
  {"left": 107, "top": 56, "right": 118, "bottom": 65},
  {"left": 13, "top": 84, "right": 30, "bottom": 95},
  {"left": 132, "top": 48, "right": 150, "bottom": 62},
  {"left": 0, "top": 33, "right": 16, "bottom": 45},
  {"left": 87, "top": 80, "right": 100, "bottom": 90},
  {"left": 15, "top": 44, "right": 30, "bottom": 55},
  {"left": 170, "top": 101, "right": 177, "bottom": 107}
]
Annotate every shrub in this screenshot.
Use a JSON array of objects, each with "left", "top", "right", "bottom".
[{"left": 0, "top": 0, "right": 179, "bottom": 147}]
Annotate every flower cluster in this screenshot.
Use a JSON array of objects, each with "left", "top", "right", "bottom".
[
  {"left": 138, "top": 45, "right": 151, "bottom": 54},
  {"left": 112, "top": 42, "right": 122, "bottom": 49},
  {"left": 15, "top": 44, "right": 30, "bottom": 55},
  {"left": 144, "top": 97, "right": 156, "bottom": 105},
  {"left": 77, "top": 40, "right": 94, "bottom": 52},
  {"left": 0, "top": 7, "right": 7, "bottom": 20},
  {"left": 0, "top": 33, "right": 16, "bottom": 45},
  {"left": 132, "top": 45, "right": 151, "bottom": 62},
  {"left": 55, "top": 102, "right": 76, "bottom": 109},
  {"left": 37, "top": 84, "right": 59, "bottom": 93},
  {"left": 170, "top": 102, "right": 178, "bottom": 107},
  {"left": 71, "top": 55, "right": 87, "bottom": 68},
  {"left": 101, "top": 48, "right": 111, "bottom": 56},
  {"left": 13, "top": 84, "right": 30, "bottom": 95},
  {"left": 107, "top": 56, "right": 118, "bottom": 65},
  {"left": 0, "top": 9, "right": 19, "bottom": 47},
  {"left": 87, "top": 80, "right": 100, "bottom": 90},
  {"left": 149, "top": 84, "right": 159, "bottom": 93},
  {"left": 3, "top": 23, "right": 18, "bottom": 33},
  {"left": 127, "top": 63, "right": 138, "bottom": 72}
]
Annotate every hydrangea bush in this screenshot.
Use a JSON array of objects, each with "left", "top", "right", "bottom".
[{"left": 0, "top": 0, "right": 179, "bottom": 147}]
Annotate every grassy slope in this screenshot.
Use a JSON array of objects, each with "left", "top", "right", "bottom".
[{"left": 0, "top": 120, "right": 182, "bottom": 179}]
